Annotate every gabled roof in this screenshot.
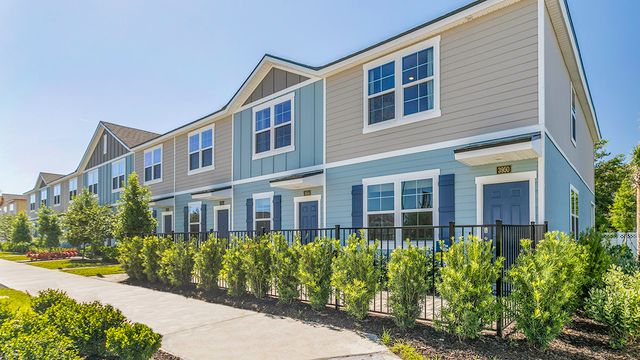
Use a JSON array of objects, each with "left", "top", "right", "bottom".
[
  {"left": 40, "top": 172, "right": 65, "bottom": 184},
  {"left": 101, "top": 121, "right": 160, "bottom": 148}
]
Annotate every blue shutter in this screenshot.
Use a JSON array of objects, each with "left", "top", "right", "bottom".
[
  {"left": 351, "top": 185, "right": 363, "bottom": 228},
  {"left": 246, "top": 198, "right": 253, "bottom": 232},
  {"left": 273, "top": 195, "right": 282, "bottom": 230},
  {"left": 438, "top": 174, "right": 455, "bottom": 246},
  {"left": 201, "top": 204, "right": 207, "bottom": 232},
  {"left": 183, "top": 206, "right": 189, "bottom": 233}
]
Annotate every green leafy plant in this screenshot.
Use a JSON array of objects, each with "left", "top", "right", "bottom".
[
  {"left": 586, "top": 266, "right": 640, "bottom": 349},
  {"left": 117, "top": 236, "right": 146, "bottom": 281},
  {"left": 62, "top": 188, "right": 113, "bottom": 257},
  {"left": 11, "top": 212, "right": 32, "bottom": 244},
  {"left": 142, "top": 236, "right": 168, "bottom": 283},
  {"left": 380, "top": 328, "right": 392, "bottom": 347},
  {"left": 113, "top": 172, "right": 157, "bottom": 239},
  {"left": 194, "top": 235, "right": 228, "bottom": 291},
  {"left": 36, "top": 206, "right": 62, "bottom": 249},
  {"left": 608, "top": 244, "right": 640, "bottom": 274},
  {"left": 221, "top": 238, "right": 247, "bottom": 296},
  {"left": 160, "top": 240, "right": 196, "bottom": 288},
  {"left": 0, "top": 319, "right": 81, "bottom": 360},
  {"left": 32, "top": 289, "right": 75, "bottom": 314},
  {"left": 388, "top": 243, "right": 433, "bottom": 328},
  {"left": 271, "top": 234, "right": 301, "bottom": 303},
  {"left": 610, "top": 178, "right": 636, "bottom": 233},
  {"left": 577, "top": 228, "right": 612, "bottom": 299},
  {"left": 299, "top": 237, "right": 337, "bottom": 311},
  {"left": 436, "top": 235, "right": 503, "bottom": 339},
  {"left": 243, "top": 235, "right": 273, "bottom": 299},
  {"left": 106, "top": 322, "right": 162, "bottom": 360},
  {"left": 0, "top": 213, "right": 16, "bottom": 243},
  {"left": 331, "top": 233, "right": 378, "bottom": 319},
  {"left": 389, "top": 340, "right": 423, "bottom": 360},
  {"left": 508, "top": 232, "right": 587, "bottom": 348}
]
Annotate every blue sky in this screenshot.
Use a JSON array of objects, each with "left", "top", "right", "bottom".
[{"left": 0, "top": 0, "right": 637, "bottom": 194}]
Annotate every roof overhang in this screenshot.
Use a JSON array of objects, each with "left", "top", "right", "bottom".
[
  {"left": 454, "top": 134, "right": 542, "bottom": 166},
  {"left": 149, "top": 195, "right": 175, "bottom": 207},
  {"left": 191, "top": 186, "right": 233, "bottom": 201},
  {"left": 269, "top": 171, "right": 324, "bottom": 190}
]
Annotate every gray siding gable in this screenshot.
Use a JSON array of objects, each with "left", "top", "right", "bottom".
[
  {"left": 243, "top": 68, "right": 309, "bottom": 106},
  {"left": 86, "top": 129, "right": 129, "bottom": 170}
]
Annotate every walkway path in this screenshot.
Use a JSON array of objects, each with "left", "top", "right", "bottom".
[{"left": 0, "top": 259, "right": 395, "bottom": 360}]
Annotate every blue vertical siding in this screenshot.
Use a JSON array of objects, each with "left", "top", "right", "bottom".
[
  {"left": 173, "top": 193, "right": 218, "bottom": 233},
  {"left": 233, "top": 80, "right": 324, "bottom": 181},
  {"left": 544, "top": 135, "right": 595, "bottom": 233}
]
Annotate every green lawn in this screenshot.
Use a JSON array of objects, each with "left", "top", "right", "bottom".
[
  {"left": 27, "top": 259, "right": 106, "bottom": 270},
  {"left": 62, "top": 265, "right": 124, "bottom": 277},
  {"left": 0, "top": 288, "right": 32, "bottom": 314},
  {"left": 0, "top": 252, "right": 29, "bottom": 261}
]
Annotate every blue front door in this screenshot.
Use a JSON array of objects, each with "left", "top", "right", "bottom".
[
  {"left": 217, "top": 209, "right": 229, "bottom": 239},
  {"left": 299, "top": 201, "right": 319, "bottom": 244},
  {"left": 483, "top": 181, "right": 529, "bottom": 225}
]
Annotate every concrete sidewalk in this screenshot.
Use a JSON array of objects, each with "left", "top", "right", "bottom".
[{"left": 0, "top": 260, "right": 395, "bottom": 360}]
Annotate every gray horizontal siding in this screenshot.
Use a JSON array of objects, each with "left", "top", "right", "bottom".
[
  {"left": 134, "top": 138, "right": 175, "bottom": 197},
  {"left": 326, "top": 0, "right": 538, "bottom": 163}
]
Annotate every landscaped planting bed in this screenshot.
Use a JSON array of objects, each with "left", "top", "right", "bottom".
[{"left": 26, "top": 249, "right": 79, "bottom": 261}]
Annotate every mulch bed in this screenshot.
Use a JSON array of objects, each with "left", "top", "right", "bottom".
[
  {"left": 126, "top": 280, "right": 639, "bottom": 360},
  {"left": 152, "top": 349, "right": 182, "bottom": 360}
]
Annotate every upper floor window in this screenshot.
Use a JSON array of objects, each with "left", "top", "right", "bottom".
[
  {"left": 112, "top": 159, "right": 125, "bottom": 191},
  {"left": 9, "top": 203, "right": 14, "bottom": 212},
  {"left": 53, "top": 184, "right": 61, "bottom": 206},
  {"left": 188, "top": 126, "right": 214, "bottom": 174},
  {"left": 69, "top": 178, "right": 77, "bottom": 200},
  {"left": 144, "top": 145, "right": 162, "bottom": 183},
  {"left": 570, "top": 85, "right": 577, "bottom": 145},
  {"left": 363, "top": 36, "right": 440, "bottom": 133},
  {"left": 87, "top": 169, "right": 99, "bottom": 195},
  {"left": 40, "top": 188, "right": 47, "bottom": 207},
  {"left": 570, "top": 186, "right": 579, "bottom": 237},
  {"left": 252, "top": 93, "right": 294, "bottom": 159},
  {"left": 29, "top": 194, "right": 35, "bottom": 210}
]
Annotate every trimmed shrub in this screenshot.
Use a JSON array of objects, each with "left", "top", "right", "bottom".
[
  {"left": 299, "top": 237, "right": 337, "bottom": 311},
  {"left": 244, "top": 235, "right": 273, "bottom": 299},
  {"left": 194, "top": 235, "right": 227, "bottom": 291},
  {"left": 508, "top": 232, "right": 587, "bottom": 348},
  {"left": 221, "top": 238, "right": 247, "bottom": 296},
  {"left": 160, "top": 240, "right": 196, "bottom": 288},
  {"left": 0, "top": 319, "right": 81, "bottom": 360},
  {"left": 117, "top": 236, "right": 146, "bottom": 281},
  {"left": 272, "top": 234, "right": 301, "bottom": 304},
  {"left": 106, "top": 322, "right": 162, "bottom": 360},
  {"left": 142, "top": 236, "right": 168, "bottom": 283},
  {"left": 32, "top": 289, "right": 75, "bottom": 314},
  {"left": 331, "top": 233, "right": 378, "bottom": 319},
  {"left": 436, "top": 235, "right": 503, "bottom": 339},
  {"left": 586, "top": 266, "right": 640, "bottom": 349},
  {"left": 388, "top": 243, "right": 434, "bottom": 328},
  {"left": 577, "top": 228, "right": 611, "bottom": 299}
]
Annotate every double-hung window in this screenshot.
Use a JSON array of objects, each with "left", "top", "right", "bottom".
[
  {"left": 570, "top": 186, "right": 579, "bottom": 237},
  {"left": 144, "top": 145, "right": 162, "bottom": 183},
  {"left": 188, "top": 202, "right": 201, "bottom": 233},
  {"left": 87, "top": 169, "right": 99, "bottom": 195},
  {"left": 53, "top": 184, "right": 61, "bottom": 206},
  {"left": 188, "top": 126, "right": 214, "bottom": 174},
  {"left": 112, "top": 159, "right": 125, "bottom": 191},
  {"left": 363, "top": 37, "right": 440, "bottom": 133},
  {"left": 30, "top": 194, "right": 35, "bottom": 210},
  {"left": 253, "top": 192, "right": 273, "bottom": 232},
  {"left": 40, "top": 188, "right": 47, "bottom": 207},
  {"left": 69, "top": 178, "right": 77, "bottom": 200},
  {"left": 570, "top": 85, "right": 577, "bottom": 145},
  {"left": 253, "top": 93, "right": 294, "bottom": 159},
  {"left": 9, "top": 204, "right": 14, "bottom": 212}
]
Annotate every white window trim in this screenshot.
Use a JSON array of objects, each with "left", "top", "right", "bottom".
[
  {"left": 53, "top": 184, "right": 61, "bottom": 206},
  {"left": 590, "top": 201, "right": 595, "bottom": 228},
  {"left": 9, "top": 203, "right": 14, "bottom": 212},
  {"left": 187, "top": 125, "right": 215, "bottom": 176},
  {"left": 111, "top": 158, "right": 126, "bottom": 193},
  {"left": 252, "top": 191, "right": 274, "bottom": 231},
  {"left": 40, "top": 188, "right": 47, "bottom": 207},
  {"left": 188, "top": 201, "right": 202, "bottom": 233},
  {"left": 144, "top": 144, "right": 163, "bottom": 185},
  {"left": 570, "top": 84, "right": 577, "bottom": 147},
  {"left": 570, "top": 184, "right": 579, "bottom": 234},
  {"left": 362, "top": 36, "right": 441, "bottom": 135},
  {"left": 252, "top": 92, "right": 295, "bottom": 160},
  {"left": 362, "top": 169, "right": 440, "bottom": 239},
  {"left": 69, "top": 177, "right": 78, "bottom": 201},
  {"left": 213, "top": 204, "right": 231, "bottom": 232},
  {"left": 29, "top": 194, "right": 36, "bottom": 210},
  {"left": 293, "top": 195, "right": 321, "bottom": 229},
  {"left": 87, "top": 169, "right": 99, "bottom": 196},
  {"left": 161, "top": 211, "right": 173, "bottom": 233},
  {"left": 475, "top": 171, "right": 537, "bottom": 225}
]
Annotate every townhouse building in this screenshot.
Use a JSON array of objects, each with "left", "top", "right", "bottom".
[
  {"left": 0, "top": 194, "right": 27, "bottom": 215},
  {"left": 21, "top": 0, "right": 597, "bottom": 239}
]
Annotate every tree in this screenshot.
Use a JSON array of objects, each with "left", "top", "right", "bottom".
[
  {"left": 36, "top": 206, "right": 62, "bottom": 248},
  {"left": 11, "top": 212, "right": 32, "bottom": 243},
  {"left": 610, "top": 179, "right": 636, "bottom": 234},
  {"left": 594, "top": 140, "right": 627, "bottom": 229},
  {"left": 0, "top": 214, "right": 16, "bottom": 242},
  {"left": 113, "top": 172, "right": 156, "bottom": 239},
  {"left": 630, "top": 144, "right": 640, "bottom": 258},
  {"left": 62, "top": 188, "right": 113, "bottom": 256}
]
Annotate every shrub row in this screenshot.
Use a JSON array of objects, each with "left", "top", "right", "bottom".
[{"left": 0, "top": 289, "right": 161, "bottom": 360}]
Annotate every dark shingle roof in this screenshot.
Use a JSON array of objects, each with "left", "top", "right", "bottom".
[
  {"left": 101, "top": 121, "right": 160, "bottom": 148},
  {"left": 40, "top": 172, "right": 65, "bottom": 184}
]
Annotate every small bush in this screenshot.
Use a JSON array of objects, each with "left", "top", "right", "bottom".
[
  {"left": 586, "top": 266, "right": 640, "bottom": 349},
  {"left": 436, "top": 235, "right": 503, "bottom": 339},
  {"left": 221, "top": 238, "right": 247, "bottom": 296},
  {"left": 508, "top": 232, "right": 587, "bottom": 348},
  {"left": 271, "top": 234, "right": 301, "bottom": 303},
  {"left": 243, "top": 235, "right": 273, "bottom": 299},
  {"left": 106, "top": 322, "right": 162, "bottom": 360},
  {"left": 299, "top": 237, "right": 337, "bottom": 311},
  {"left": 32, "top": 289, "right": 75, "bottom": 314},
  {"left": 608, "top": 244, "right": 640, "bottom": 274},
  {"left": 100, "top": 245, "right": 119, "bottom": 263},
  {"left": 331, "top": 233, "right": 378, "bottom": 319},
  {"left": 194, "top": 235, "right": 228, "bottom": 291},
  {"left": 117, "top": 236, "right": 146, "bottom": 281},
  {"left": 5, "top": 242, "right": 33, "bottom": 254},
  {"left": 389, "top": 340, "right": 423, "bottom": 360},
  {"left": 160, "top": 240, "right": 196, "bottom": 288},
  {"left": 578, "top": 228, "right": 611, "bottom": 299},
  {"left": 0, "top": 320, "right": 81, "bottom": 360},
  {"left": 142, "top": 236, "right": 168, "bottom": 283},
  {"left": 388, "top": 243, "right": 434, "bottom": 328}
]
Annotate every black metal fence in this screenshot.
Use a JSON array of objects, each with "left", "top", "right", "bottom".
[{"left": 142, "top": 220, "right": 548, "bottom": 336}]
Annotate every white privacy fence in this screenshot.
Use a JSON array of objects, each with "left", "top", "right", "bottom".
[{"left": 605, "top": 232, "right": 638, "bottom": 257}]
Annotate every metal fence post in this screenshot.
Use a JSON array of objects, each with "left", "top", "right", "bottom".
[
  {"left": 495, "top": 219, "right": 503, "bottom": 337},
  {"left": 544, "top": 221, "right": 549, "bottom": 234},
  {"left": 530, "top": 221, "right": 536, "bottom": 246},
  {"left": 448, "top": 221, "right": 455, "bottom": 244},
  {"left": 334, "top": 224, "right": 340, "bottom": 310}
]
